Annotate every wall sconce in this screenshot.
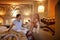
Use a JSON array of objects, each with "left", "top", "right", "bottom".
[
  {"left": 0, "top": 10, "right": 5, "bottom": 15},
  {"left": 38, "top": 5, "right": 45, "bottom": 13}
]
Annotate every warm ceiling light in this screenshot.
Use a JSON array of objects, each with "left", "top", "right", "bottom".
[
  {"left": 11, "top": 3, "right": 19, "bottom": 5},
  {"left": 38, "top": 5, "right": 45, "bottom": 13},
  {"left": 35, "top": 0, "right": 45, "bottom": 1}
]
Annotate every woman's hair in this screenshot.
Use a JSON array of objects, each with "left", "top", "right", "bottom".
[
  {"left": 35, "top": 13, "right": 40, "bottom": 21},
  {"left": 16, "top": 14, "right": 21, "bottom": 18}
]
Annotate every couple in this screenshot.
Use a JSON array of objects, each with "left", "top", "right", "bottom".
[{"left": 8, "top": 14, "right": 28, "bottom": 34}]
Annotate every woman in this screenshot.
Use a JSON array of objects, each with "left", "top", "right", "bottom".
[{"left": 32, "top": 13, "right": 40, "bottom": 33}]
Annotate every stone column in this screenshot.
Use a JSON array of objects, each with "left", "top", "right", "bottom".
[{"left": 55, "top": 0, "right": 60, "bottom": 40}]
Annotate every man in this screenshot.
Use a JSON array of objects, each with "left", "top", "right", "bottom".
[{"left": 8, "top": 14, "right": 28, "bottom": 34}]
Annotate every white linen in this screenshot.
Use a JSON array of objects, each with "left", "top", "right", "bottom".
[
  {"left": 0, "top": 27, "right": 8, "bottom": 32},
  {"left": 16, "top": 28, "right": 28, "bottom": 34}
]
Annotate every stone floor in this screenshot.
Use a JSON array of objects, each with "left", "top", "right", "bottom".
[{"left": 33, "top": 29, "right": 55, "bottom": 40}]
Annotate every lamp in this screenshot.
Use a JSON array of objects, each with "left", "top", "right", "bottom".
[{"left": 38, "top": 5, "right": 45, "bottom": 13}]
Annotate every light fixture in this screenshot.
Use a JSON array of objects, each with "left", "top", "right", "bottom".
[
  {"left": 38, "top": 5, "right": 45, "bottom": 13},
  {"left": 35, "top": 0, "right": 45, "bottom": 1},
  {"left": 0, "top": 9, "right": 5, "bottom": 15},
  {"left": 11, "top": 3, "right": 19, "bottom": 5}
]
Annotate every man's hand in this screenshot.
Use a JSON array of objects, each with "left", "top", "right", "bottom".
[
  {"left": 5, "top": 29, "right": 10, "bottom": 32},
  {"left": 8, "top": 24, "right": 14, "bottom": 32},
  {"left": 7, "top": 29, "right": 10, "bottom": 32},
  {"left": 22, "top": 28, "right": 25, "bottom": 30}
]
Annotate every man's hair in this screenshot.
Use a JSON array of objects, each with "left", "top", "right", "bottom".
[{"left": 16, "top": 14, "right": 21, "bottom": 18}]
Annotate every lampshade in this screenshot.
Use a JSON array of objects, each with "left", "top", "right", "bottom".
[{"left": 38, "top": 5, "right": 45, "bottom": 13}]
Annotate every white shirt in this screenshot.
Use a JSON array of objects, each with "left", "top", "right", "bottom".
[
  {"left": 12, "top": 20, "right": 28, "bottom": 34},
  {"left": 12, "top": 20, "right": 23, "bottom": 30}
]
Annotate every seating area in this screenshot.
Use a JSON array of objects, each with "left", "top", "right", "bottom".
[{"left": 41, "top": 18, "right": 55, "bottom": 35}]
